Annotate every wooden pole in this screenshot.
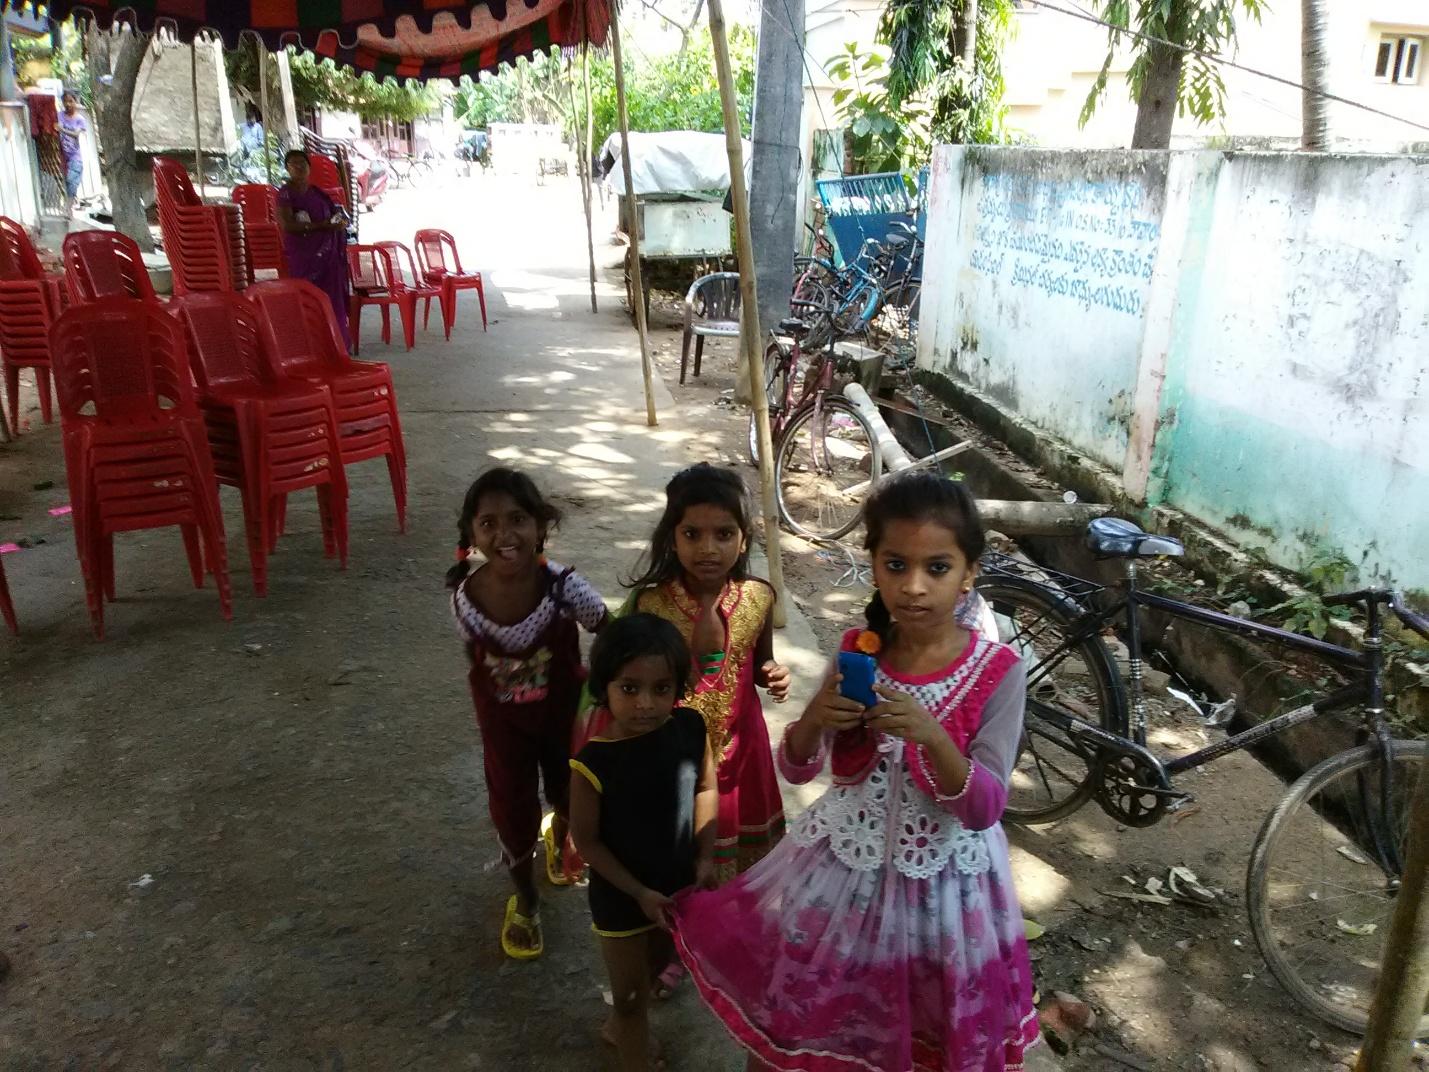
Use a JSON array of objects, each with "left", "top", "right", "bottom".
[
  {"left": 191, "top": 38, "right": 204, "bottom": 198},
  {"left": 610, "top": 11, "right": 658, "bottom": 427},
  {"left": 257, "top": 39, "right": 273, "bottom": 185},
  {"left": 582, "top": 47, "right": 598, "bottom": 314},
  {"left": 1356, "top": 754, "right": 1429, "bottom": 1072},
  {"left": 708, "top": 0, "right": 787, "bottom": 627},
  {"left": 276, "top": 47, "right": 299, "bottom": 149}
]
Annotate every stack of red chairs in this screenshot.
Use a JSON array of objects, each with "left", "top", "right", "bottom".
[
  {"left": 0, "top": 216, "right": 61, "bottom": 432},
  {"left": 153, "top": 157, "right": 246, "bottom": 295},
  {"left": 49, "top": 298, "right": 233, "bottom": 638},
  {"left": 414, "top": 229, "right": 488, "bottom": 338},
  {"left": 63, "top": 230, "right": 158, "bottom": 303},
  {"left": 170, "top": 292, "right": 348, "bottom": 596},
  {"left": 307, "top": 154, "right": 351, "bottom": 216},
  {"left": 0, "top": 555, "right": 16, "bottom": 634},
  {"left": 232, "top": 184, "right": 287, "bottom": 279},
  {"left": 248, "top": 279, "right": 407, "bottom": 532}
]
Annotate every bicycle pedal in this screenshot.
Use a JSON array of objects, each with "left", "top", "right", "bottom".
[{"left": 1166, "top": 793, "right": 1197, "bottom": 813}]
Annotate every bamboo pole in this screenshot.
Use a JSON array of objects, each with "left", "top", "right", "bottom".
[
  {"left": 191, "top": 39, "right": 204, "bottom": 198},
  {"left": 257, "top": 38, "right": 273, "bottom": 185},
  {"left": 707, "top": 0, "right": 787, "bottom": 627},
  {"left": 1356, "top": 754, "right": 1429, "bottom": 1072},
  {"left": 582, "top": 47, "right": 598, "bottom": 314},
  {"left": 610, "top": 11, "right": 658, "bottom": 427}
]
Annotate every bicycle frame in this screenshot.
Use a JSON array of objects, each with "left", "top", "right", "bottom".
[{"left": 1033, "top": 557, "right": 1379, "bottom": 776}]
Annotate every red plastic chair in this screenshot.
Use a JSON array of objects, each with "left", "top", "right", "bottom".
[
  {"left": 170, "top": 291, "right": 349, "bottom": 596},
  {"left": 152, "top": 157, "right": 245, "bottom": 295},
  {"left": 0, "top": 216, "right": 59, "bottom": 431},
  {"left": 62, "top": 230, "right": 158, "bottom": 303},
  {"left": 348, "top": 244, "right": 411, "bottom": 353},
  {"left": 49, "top": 298, "right": 233, "bottom": 638},
  {"left": 414, "top": 229, "right": 487, "bottom": 338},
  {"left": 377, "top": 241, "right": 440, "bottom": 343},
  {"left": 0, "top": 554, "right": 16, "bottom": 634},
  {"left": 232, "top": 184, "right": 287, "bottom": 279},
  {"left": 247, "top": 278, "right": 407, "bottom": 532}
]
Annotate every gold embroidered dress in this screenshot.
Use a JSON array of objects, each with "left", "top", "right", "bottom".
[{"left": 637, "top": 577, "right": 785, "bottom": 879}]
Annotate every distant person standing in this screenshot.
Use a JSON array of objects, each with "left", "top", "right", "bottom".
[{"left": 58, "top": 91, "right": 86, "bottom": 216}]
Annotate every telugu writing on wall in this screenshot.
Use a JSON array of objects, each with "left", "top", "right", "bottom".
[{"left": 967, "top": 171, "right": 1162, "bottom": 318}]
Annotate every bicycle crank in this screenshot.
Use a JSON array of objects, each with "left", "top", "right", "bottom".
[{"left": 1095, "top": 751, "right": 1186, "bottom": 828}]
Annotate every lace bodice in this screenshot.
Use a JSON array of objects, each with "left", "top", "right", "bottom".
[{"left": 785, "top": 635, "right": 1024, "bottom": 881}]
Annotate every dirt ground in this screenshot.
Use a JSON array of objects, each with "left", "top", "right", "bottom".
[{"left": 0, "top": 171, "right": 1414, "bottom": 1072}]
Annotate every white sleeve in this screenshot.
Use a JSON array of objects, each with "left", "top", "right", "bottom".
[{"left": 564, "top": 571, "right": 610, "bottom": 632}]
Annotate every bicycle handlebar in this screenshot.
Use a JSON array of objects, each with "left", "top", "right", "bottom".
[{"left": 1322, "top": 588, "right": 1429, "bottom": 641}]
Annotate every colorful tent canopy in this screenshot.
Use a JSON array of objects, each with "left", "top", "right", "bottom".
[{"left": 2, "top": 0, "right": 611, "bottom": 80}]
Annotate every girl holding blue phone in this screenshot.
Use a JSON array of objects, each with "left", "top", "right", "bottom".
[{"left": 674, "top": 472, "right": 1040, "bottom": 1072}]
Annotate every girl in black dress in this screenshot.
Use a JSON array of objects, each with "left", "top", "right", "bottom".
[{"left": 570, "top": 614, "right": 718, "bottom": 1071}]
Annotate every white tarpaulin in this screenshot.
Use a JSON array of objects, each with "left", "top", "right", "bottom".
[{"left": 599, "top": 130, "right": 752, "bottom": 195}]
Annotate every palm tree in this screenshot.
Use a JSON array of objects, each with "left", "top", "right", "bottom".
[{"left": 1300, "top": 0, "right": 1330, "bottom": 150}]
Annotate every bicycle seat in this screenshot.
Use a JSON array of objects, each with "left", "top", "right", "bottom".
[
  {"left": 1085, "top": 518, "right": 1185, "bottom": 559},
  {"left": 777, "top": 317, "right": 809, "bottom": 337},
  {"left": 883, "top": 234, "right": 911, "bottom": 251}
]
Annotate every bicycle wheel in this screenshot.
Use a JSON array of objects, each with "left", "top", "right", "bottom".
[
  {"left": 975, "top": 577, "right": 1125, "bottom": 824},
  {"left": 748, "top": 339, "right": 790, "bottom": 466},
  {"left": 1247, "top": 738, "right": 1429, "bottom": 1037},
  {"left": 773, "top": 397, "right": 880, "bottom": 542}
]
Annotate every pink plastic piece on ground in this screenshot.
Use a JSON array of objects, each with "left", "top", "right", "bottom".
[
  {"left": 0, "top": 543, "right": 19, "bottom": 554},
  {"left": 48, "top": 504, "right": 72, "bottom": 516}
]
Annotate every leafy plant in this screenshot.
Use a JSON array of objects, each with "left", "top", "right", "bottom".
[
  {"left": 824, "top": 44, "right": 929, "bottom": 174},
  {"left": 1080, "top": 0, "right": 1265, "bottom": 135},
  {"left": 1265, "top": 550, "right": 1355, "bottom": 640}
]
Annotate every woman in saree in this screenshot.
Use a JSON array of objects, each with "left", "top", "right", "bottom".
[{"left": 276, "top": 149, "right": 352, "bottom": 350}]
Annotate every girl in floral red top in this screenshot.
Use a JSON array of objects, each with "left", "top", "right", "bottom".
[{"left": 673, "top": 472, "right": 1040, "bottom": 1072}]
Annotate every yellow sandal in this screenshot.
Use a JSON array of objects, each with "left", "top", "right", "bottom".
[
  {"left": 541, "top": 812, "right": 583, "bottom": 887},
  {"left": 501, "top": 894, "right": 543, "bottom": 961}
]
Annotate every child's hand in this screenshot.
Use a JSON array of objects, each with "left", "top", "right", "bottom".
[
  {"left": 637, "top": 888, "right": 675, "bottom": 930},
  {"left": 694, "top": 856, "right": 718, "bottom": 890},
  {"left": 802, "top": 672, "right": 865, "bottom": 733},
  {"left": 761, "top": 660, "right": 791, "bottom": 703},
  {"left": 866, "top": 685, "right": 945, "bottom": 749}
]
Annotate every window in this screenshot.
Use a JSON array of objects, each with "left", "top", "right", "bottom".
[{"left": 1374, "top": 35, "right": 1423, "bottom": 84}]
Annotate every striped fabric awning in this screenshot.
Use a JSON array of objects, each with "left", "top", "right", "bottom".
[{"left": 3, "top": 0, "right": 611, "bottom": 80}]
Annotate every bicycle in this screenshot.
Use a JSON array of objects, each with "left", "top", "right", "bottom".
[
  {"left": 748, "top": 300, "right": 882, "bottom": 543},
  {"left": 974, "top": 521, "right": 1429, "bottom": 1036}
]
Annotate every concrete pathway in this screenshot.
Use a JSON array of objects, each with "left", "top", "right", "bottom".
[{"left": 0, "top": 170, "right": 1054, "bottom": 1070}]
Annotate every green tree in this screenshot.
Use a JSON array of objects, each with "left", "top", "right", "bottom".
[
  {"left": 878, "top": 0, "right": 1015, "bottom": 145},
  {"left": 1080, "top": 0, "right": 1265, "bottom": 149},
  {"left": 454, "top": 49, "right": 571, "bottom": 128},
  {"left": 587, "top": 26, "right": 754, "bottom": 150},
  {"left": 452, "top": 31, "right": 755, "bottom": 153}
]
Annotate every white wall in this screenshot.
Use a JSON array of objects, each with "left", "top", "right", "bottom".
[{"left": 918, "top": 145, "right": 1429, "bottom": 592}]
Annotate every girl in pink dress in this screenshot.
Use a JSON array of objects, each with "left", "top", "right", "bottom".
[{"left": 673, "top": 472, "right": 1040, "bottom": 1072}]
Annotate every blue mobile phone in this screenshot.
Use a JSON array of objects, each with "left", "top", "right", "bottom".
[{"left": 837, "top": 650, "right": 878, "bottom": 708}]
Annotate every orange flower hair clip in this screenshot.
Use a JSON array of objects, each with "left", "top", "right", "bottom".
[{"left": 855, "top": 630, "right": 881, "bottom": 655}]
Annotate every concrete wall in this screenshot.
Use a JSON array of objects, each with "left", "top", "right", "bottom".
[{"left": 918, "top": 145, "right": 1429, "bottom": 593}]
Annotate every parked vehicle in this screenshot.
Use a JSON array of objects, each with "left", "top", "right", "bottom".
[{"left": 347, "top": 139, "right": 390, "bottom": 209}]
